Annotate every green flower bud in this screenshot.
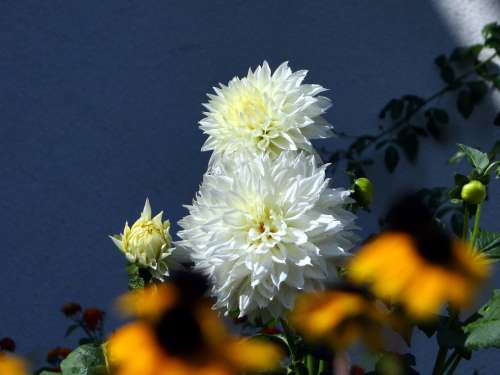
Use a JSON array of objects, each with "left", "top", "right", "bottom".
[
  {"left": 460, "top": 180, "right": 486, "bottom": 204},
  {"left": 354, "top": 177, "right": 373, "bottom": 206}
]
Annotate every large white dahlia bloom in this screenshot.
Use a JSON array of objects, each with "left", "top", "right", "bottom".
[
  {"left": 199, "top": 61, "right": 334, "bottom": 161},
  {"left": 178, "top": 152, "right": 358, "bottom": 320}
]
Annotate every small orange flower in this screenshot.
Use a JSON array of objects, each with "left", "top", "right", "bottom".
[
  {"left": 47, "top": 347, "right": 72, "bottom": 364},
  {"left": 83, "top": 308, "right": 105, "bottom": 330},
  {"left": 61, "top": 303, "right": 82, "bottom": 317},
  {"left": 0, "top": 337, "right": 16, "bottom": 352}
]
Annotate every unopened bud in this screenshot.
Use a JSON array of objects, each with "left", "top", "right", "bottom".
[
  {"left": 353, "top": 177, "right": 373, "bottom": 207},
  {"left": 461, "top": 180, "right": 486, "bottom": 204}
]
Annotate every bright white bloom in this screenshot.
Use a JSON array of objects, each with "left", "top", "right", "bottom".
[
  {"left": 199, "top": 61, "right": 333, "bottom": 161},
  {"left": 178, "top": 152, "right": 358, "bottom": 320},
  {"left": 110, "top": 199, "right": 181, "bottom": 280}
]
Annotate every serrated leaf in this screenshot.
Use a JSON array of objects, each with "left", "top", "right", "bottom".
[
  {"left": 60, "top": 344, "right": 107, "bottom": 375},
  {"left": 464, "top": 290, "right": 500, "bottom": 350},
  {"left": 454, "top": 173, "right": 469, "bottom": 186},
  {"left": 449, "top": 150, "right": 466, "bottom": 164},
  {"left": 476, "top": 230, "right": 500, "bottom": 262},
  {"left": 450, "top": 45, "right": 483, "bottom": 63},
  {"left": 397, "top": 130, "right": 419, "bottom": 163},
  {"left": 467, "top": 81, "right": 488, "bottom": 103},
  {"left": 457, "top": 144, "right": 490, "bottom": 172},
  {"left": 384, "top": 146, "right": 399, "bottom": 173},
  {"left": 426, "top": 118, "right": 441, "bottom": 140},
  {"left": 433, "top": 108, "right": 449, "bottom": 124}
]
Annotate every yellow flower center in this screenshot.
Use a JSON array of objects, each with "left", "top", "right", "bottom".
[{"left": 222, "top": 90, "right": 280, "bottom": 151}]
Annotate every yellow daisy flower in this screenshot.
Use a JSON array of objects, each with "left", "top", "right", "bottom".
[
  {"left": 0, "top": 353, "right": 28, "bottom": 375},
  {"left": 108, "top": 272, "right": 283, "bottom": 375},
  {"left": 348, "top": 196, "right": 489, "bottom": 320},
  {"left": 289, "top": 286, "right": 387, "bottom": 349}
]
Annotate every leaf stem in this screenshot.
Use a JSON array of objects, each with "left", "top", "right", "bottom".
[
  {"left": 333, "top": 52, "right": 498, "bottom": 166},
  {"left": 470, "top": 203, "right": 482, "bottom": 247},
  {"left": 280, "top": 318, "right": 299, "bottom": 371},
  {"left": 431, "top": 347, "right": 449, "bottom": 375},
  {"left": 443, "top": 352, "right": 462, "bottom": 375}
]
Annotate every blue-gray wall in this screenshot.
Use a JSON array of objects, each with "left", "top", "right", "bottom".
[{"left": 1, "top": 1, "right": 499, "bottom": 373}]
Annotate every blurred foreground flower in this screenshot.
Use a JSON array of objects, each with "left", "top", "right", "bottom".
[
  {"left": 108, "top": 272, "right": 283, "bottom": 375},
  {"left": 348, "top": 195, "right": 489, "bottom": 320},
  {"left": 179, "top": 152, "right": 358, "bottom": 320},
  {"left": 289, "top": 285, "right": 387, "bottom": 350},
  {"left": 110, "top": 199, "right": 182, "bottom": 280},
  {"left": 200, "top": 61, "right": 333, "bottom": 161},
  {"left": 0, "top": 353, "right": 27, "bottom": 375}
]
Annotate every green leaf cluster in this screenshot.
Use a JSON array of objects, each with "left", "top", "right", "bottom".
[{"left": 464, "top": 290, "right": 500, "bottom": 350}]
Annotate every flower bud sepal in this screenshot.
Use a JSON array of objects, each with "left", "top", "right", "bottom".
[{"left": 126, "top": 262, "right": 153, "bottom": 290}]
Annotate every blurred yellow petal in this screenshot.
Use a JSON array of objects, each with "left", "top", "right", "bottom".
[
  {"left": 0, "top": 353, "right": 28, "bottom": 375},
  {"left": 116, "top": 284, "right": 178, "bottom": 320},
  {"left": 225, "top": 338, "right": 284, "bottom": 372}
]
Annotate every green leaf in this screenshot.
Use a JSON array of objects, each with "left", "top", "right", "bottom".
[
  {"left": 457, "top": 144, "right": 490, "bottom": 172},
  {"left": 39, "top": 372, "right": 61, "bottom": 375},
  {"left": 432, "top": 108, "right": 449, "bottom": 124},
  {"left": 464, "top": 290, "right": 500, "bottom": 350},
  {"left": 449, "top": 150, "right": 466, "bottom": 164},
  {"left": 397, "top": 129, "right": 419, "bottom": 163},
  {"left": 125, "top": 263, "right": 145, "bottom": 290},
  {"left": 454, "top": 173, "right": 469, "bottom": 186},
  {"left": 457, "top": 90, "right": 474, "bottom": 118},
  {"left": 467, "top": 81, "right": 488, "bottom": 103},
  {"left": 450, "top": 45, "right": 483, "bottom": 63},
  {"left": 60, "top": 344, "right": 107, "bottom": 375},
  {"left": 384, "top": 146, "right": 399, "bottom": 173},
  {"left": 476, "top": 230, "right": 500, "bottom": 262},
  {"left": 426, "top": 118, "right": 442, "bottom": 140},
  {"left": 435, "top": 55, "right": 455, "bottom": 83}
]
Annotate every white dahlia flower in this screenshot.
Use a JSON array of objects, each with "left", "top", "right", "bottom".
[
  {"left": 178, "top": 152, "right": 358, "bottom": 320},
  {"left": 199, "top": 61, "right": 334, "bottom": 161},
  {"left": 110, "top": 199, "right": 182, "bottom": 280}
]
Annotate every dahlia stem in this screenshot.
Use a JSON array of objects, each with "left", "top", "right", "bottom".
[
  {"left": 443, "top": 352, "right": 462, "bottom": 375},
  {"left": 431, "top": 346, "right": 448, "bottom": 375},
  {"left": 279, "top": 318, "right": 299, "bottom": 369},
  {"left": 306, "top": 354, "right": 318, "bottom": 375},
  {"left": 470, "top": 203, "right": 482, "bottom": 248},
  {"left": 462, "top": 205, "right": 469, "bottom": 241},
  {"left": 318, "top": 359, "right": 327, "bottom": 374}
]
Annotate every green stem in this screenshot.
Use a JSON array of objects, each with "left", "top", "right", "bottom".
[
  {"left": 483, "top": 160, "right": 500, "bottom": 176},
  {"left": 470, "top": 203, "right": 482, "bottom": 247},
  {"left": 318, "top": 359, "right": 327, "bottom": 375},
  {"left": 431, "top": 347, "right": 449, "bottom": 375},
  {"left": 462, "top": 205, "right": 469, "bottom": 241},
  {"left": 443, "top": 352, "right": 462, "bottom": 375},
  {"left": 334, "top": 52, "right": 498, "bottom": 162},
  {"left": 305, "top": 354, "right": 319, "bottom": 375},
  {"left": 280, "top": 318, "right": 299, "bottom": 369}
]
